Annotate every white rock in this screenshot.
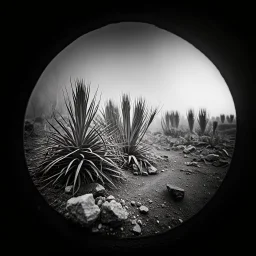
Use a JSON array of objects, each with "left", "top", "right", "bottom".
[
  {"left": 66, "top": 193, "right": 100, "bottom": 226},
  {"left": 101, "top": 200, "right": 129, "bottom": 226}
]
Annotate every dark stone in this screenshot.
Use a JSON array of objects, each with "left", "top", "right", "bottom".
[
  {"left": 166, "top": 184, "right": 185, "bottom": 201},
  {"left": 80, "top": 183, "right": 106, "bottom": 198}
]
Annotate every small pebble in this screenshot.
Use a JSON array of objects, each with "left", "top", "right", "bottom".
[{"left": 131, "top": 201, "right": 136, "bottom": 206}]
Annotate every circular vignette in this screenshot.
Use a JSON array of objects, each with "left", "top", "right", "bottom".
[{"left": 19, "top": 11, "right": 244, "bottom": 253}]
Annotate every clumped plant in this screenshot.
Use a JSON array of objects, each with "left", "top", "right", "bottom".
[
  {"left": 169, "top": 111, "right": 175, "bottom": 128},
  {"left": 161, "top": 112, "right": 172, "bottom": 136},
  {"left": 174, "top": 111, "right": 180, "bottom": 128},
  {"left": 227, "top": 114, "right": 234, "bottom": 123},
  {"left": 197, "top": 109, "right": 209, "bottom": 135},
  {"left": 101, "top": 95, "right": 158, "bottom": 174},
  {"left": 220, "top": 114, "right": 225, "bottom": 123},
  {"left": 213, "top": 121, "right": 218, "bottom": 135},
  {"left": 35, "top": 79, "right": 123, "bottom": 195},
  {"left": 186, "top": 109, "right": 195, "bottom": 133},
  {"left": 161, "top": 111, "right": 185, "bottom": 137}
]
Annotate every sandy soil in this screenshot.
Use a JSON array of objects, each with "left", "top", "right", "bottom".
[{"left": 24, "top": 124, "right": 233, "bottom": 239}]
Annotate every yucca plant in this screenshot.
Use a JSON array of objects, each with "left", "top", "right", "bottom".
[
  {"left": 227, "top": 114, "right": 234, "bottom": 123},
  {"left": 170, "top": 111, "right": 175, "bottom": 128},
  {"left": 174, "top": 111, "right": 180, "bottom": 128},
  {"left": 161, "top": 112, "right": 172, "bottom": 136},
  {"left": 186, "top": 109, "right": 195, "bottom": 133},
  {"left": 197, "top": 109, "right": 209, "bottom": 136},
  {"left": 101, "top": 94, "right": 157, "bottom": 174},
  {"left": 220, "top": 114, "right": 225, "bottom": 123},
  {"left": 213, "top": 121, "right": 218, "bottom": 136},
  {"left": 34, "top": 79, "right": 123, "bottom": 195}
]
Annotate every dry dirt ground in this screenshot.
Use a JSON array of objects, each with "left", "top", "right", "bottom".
[{"left": 24, "top": 123, "right": 234, "bottom": 239}]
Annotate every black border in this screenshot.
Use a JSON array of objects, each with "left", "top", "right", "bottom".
[{"left": 9, "top": 5, "right": 252, "bottom": 254}]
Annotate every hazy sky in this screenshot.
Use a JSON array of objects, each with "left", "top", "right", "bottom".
[{"left": 28, "top": 22, "right": 236, "bottom": 119}]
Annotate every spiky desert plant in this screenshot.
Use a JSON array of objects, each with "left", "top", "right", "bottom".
[
  {"left": 213, "top": 121, "right": 218, "bottom": 135},
  {"left": 161, "top": 111, "right": 171, "bottom": 136},
  {"left": 170, "top": 111, "right": 175, "bottom": 128},
  {"left": 174, "top": 111, "right": 180, "bottom": 128},
  {"left": 197, "top": 109, "right": 209, "bottom": 135},
  {"left": 186, "top": 109, "right": 195, "bottom": 133},
  {"left": 34, "top": 79, "right": 123, "bottom": 195},
  {"left": 220, "top": 114, "right": 225, "bottom": 123},
  {"left": 228, "top": 114, "right": 234, "bottom": 123},
  {"left": 102, "top": 94, "right": 158, "bottom": 174}
]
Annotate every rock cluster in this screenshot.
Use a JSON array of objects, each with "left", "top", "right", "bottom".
[{"left": 66, "top": 183, "right": 129, "bottom": 230}]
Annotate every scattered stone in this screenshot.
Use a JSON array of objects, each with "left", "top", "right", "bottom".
[
  {"left": 168, "top": 226, "right": 171, "bottom": 229},
  {"left": 176, "top": 145, "right": 186, "bottom": 150},
  {"left": 156, "top": 220, "right": 160, "bottom": 224},
  {"left": 125, "top": 206, "right": 129, "bottom": 210},
  {"left": 136, "top": 202, "right": 142, "bottom": 207},
  {"left": 142, "top": 171, "right": 148, "bottom": 176},
  {"left": 101, "top": 200, "right": 129, "bottom": 226},
  {"left": 205, "top": 154, "right": 220, "bottom": 162},
  {"left": 162, "top": 155, "right": 168, "bottom": 159},
  {"left": 106, "top": 195, "right": 115, "bottom": 202},
  {"left": 132, "top": 223, "right": 141, "bottom": 235},
  {"left": 148, "top": 199, "right": 153, "bottom": 204},
  {"left": 131, "top": 201, "right": 136, "bottom": 206},
  {"left": 95, "top": 196, "right": 106, "bottom": 204},
  {"left": 80, "top": 183, "right": 106, "bottom": 198},
  {"left": 98, "top": 223, "right": 102, "bottom": 229},
  {"left": 183, "top": 145, "right": 196, "bottom": 154},
  {"left": 161, "top": 204, "right": 165, "bottom": 208},
  {"left": 166, "top": 184, "right": 185, "bottom": 201},
  {"left": 174, "top": 161, "right": 176, "bottom": 163},
  {"left": 133, "top": 172, "right": 139, "bottom": 176},
  {"left": 97, "top": 199, "right": 103, "bottom": 207},
  {"left": 161, "top": 169, "right": 165, "bottom": 172},
  {"left": 184, "top": 154, "right": 188, "bottom": 158},
  {"left": 65, "top": 185, "right": 73, "bottom": 194},
  {"left": 139, "top": 206, "right": 149, "bottom": 214},
  {"left": 180, "top": 169, "right": 185, "bottom": 172},
  {"left": 179, "top": 218, "right": 183, "bottom": 223},
  {"left": 120, "top": 199, "right": 125, "bottom": 206},
  {"left": 147, "top": 165, "right": 158, "bottom": 175},
  {"left": 120, "top": 227, "right": 124, "bottom": 231},
  {"left": 131, "top": 219, "right": 137, "bottom": 225},
  {"left": 203, "top": 184, "right": 206, "bottom": 187},
  {"left": 92, "top": 227, "right": 99, "bottom": 233},
  {"left": 137, "top": 220, "right": 142, "bottom": 226},
  {"left": 164, "top": 147, "right": 171, "bottom": 151},
  {"left": 185, "top": 161, "right": 200, "bottom": 167},
  {"left": 66, "top": 194, "right": 100, "bottom": 227}
]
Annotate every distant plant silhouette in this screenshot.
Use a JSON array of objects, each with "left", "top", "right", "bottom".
[
  {"left": 227, "top": 114, "right": 234, "bottom": 123},
  {"left": 220, "top": 114, "right": 225, "bottom": 123},
  {"left": 186, "top": 109, "right": 195, "bottom": 133},
  {"left": 174, "top": 111, "right": 180, "bottom": 128},
  {"left": 213, "top": 121, "right": 218, "bottom": 135},
  {"left": 197, "top": 109, "right": 209, "bottom": 135}
]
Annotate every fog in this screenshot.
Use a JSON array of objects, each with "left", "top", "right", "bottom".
[{"left": 26, "top": 22, "right": 236, "bottom": 131}]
